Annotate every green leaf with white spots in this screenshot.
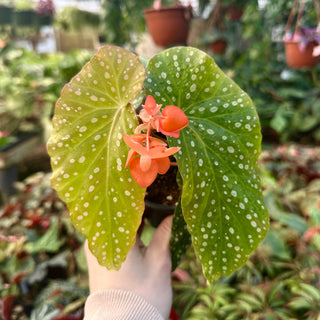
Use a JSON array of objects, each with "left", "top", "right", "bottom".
[
  {"left": 145, "top": 47, "right": 269, "bottom": 281},
  {"left": 48, "top": 45, "right": 146, "bottom": 270},
  {"left": 171, "top": 198, "right": 191, "bottom": 271}
]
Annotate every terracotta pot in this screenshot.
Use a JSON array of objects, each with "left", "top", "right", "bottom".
[
  {"left": 210, "top": 39, "right": 227, "bottom": 54},
  {"left": 144, "top": 6, "right": 192, "bottom": 47},
  {"left": 284, "top": 40, "right": 319, "bottom": 68}
]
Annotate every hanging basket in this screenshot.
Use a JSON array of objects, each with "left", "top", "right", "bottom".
[
  {"left": 284, "top": 39, "right": 319, "bottom": 68},
  {"left": 283, "top": 0, "right": 320, "bottom": 68},
  {"left": 144, "top": 5, "right": 192, "bottom": 47}
]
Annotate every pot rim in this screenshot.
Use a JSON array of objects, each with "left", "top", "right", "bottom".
[
  {"left": 144, "top": 6, "right": 190, "bottom": 14},
  {"left": 144, "top": 199, "right": 176, "bottom": 210},
  {"left": 283, "top": 39, "right": 318, "bottom": 45}
]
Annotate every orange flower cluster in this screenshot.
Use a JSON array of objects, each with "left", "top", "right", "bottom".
[{"left": 123, "top": 95, "right": 189, "bottom": 188}]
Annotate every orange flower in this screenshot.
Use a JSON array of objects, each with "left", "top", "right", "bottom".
[
  {"left": 159, "top": 105, "right": 189, "bottom": 138},
  {"left": 143, "top": 95, "right": 162, "bottom": 116},
  {"left": 138, "top": 95, "right": 189, "bottom": 137},
  {"left": 122, "top": 95, "right": 188, "bottom": 188},
  {"left": 139, "top": 95, "right": 162, "bottom": 125},
  {"left": 123, "top": 134, "right": 180, "bottom": 188}
]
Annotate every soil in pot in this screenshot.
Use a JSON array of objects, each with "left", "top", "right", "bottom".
[{"left": 144, "top": 165, "right": 181, "bottom": 227}]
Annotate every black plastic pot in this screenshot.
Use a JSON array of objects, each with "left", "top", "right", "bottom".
[{"left": 144, "top": 199, "right": 176, "bottom": 227}]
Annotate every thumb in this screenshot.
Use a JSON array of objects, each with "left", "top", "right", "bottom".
[{"left": 148, "top": 215, "right": 173, "bottom": 254}]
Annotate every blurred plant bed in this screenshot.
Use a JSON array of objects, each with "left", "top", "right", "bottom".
[
  {"left": 0, "top": 44, "right": 93, "bottom": 184},
  {"left": 0, "top": 44, "right": 93, "bottom": 145},
  {"left": 0, "top": 172, "right": 88, "bottom": 320},
  {"left": 173, "top": 143, "right": 320, "bottom": 319},
  {"left": 1, "top": 143, "right": 320, "bottom": 319}
]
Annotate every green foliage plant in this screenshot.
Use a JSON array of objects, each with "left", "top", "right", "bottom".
[
  {"left": 101, "top": 0, "right": 153, "bottom": 47},
  {"left": 225, "top": 0, "right": 320, "bottom": 144},
  {"left": 48, "top": 45, "right": 269, "bottom": 282}
]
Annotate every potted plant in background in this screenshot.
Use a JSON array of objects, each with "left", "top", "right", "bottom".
[
  {"left": 197, "top": 1, "right": 229, "bottom": 54},
  {"left": 283, "top": 0, "right": 320, "bottom": 68},
  {"left": 223, "top": 0, "right": 247, "bottom": 21},
  {"left": 35, "top": 0, "right": 55, "bottom": 26},
  {"left": 48, "top": 44, "right": 269, "bottom": 281},
  {"left": 100, "top": 0, "right": 155, "bottom": 48},
  {"left": 144, "top": 0, "right": 193, "bottom": 47},
  {"left": 198, "top": 29, "right": 231, "bottom": 54}
]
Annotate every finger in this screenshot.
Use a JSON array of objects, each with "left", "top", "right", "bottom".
[
  {"left": 84, "top": 239, "right": 97, "bottom": 266},
  {"left": 129, "top": 235, "right": 145, "bottom": 255},
  {"left": 148, "top": 215, "right": 173, "bottom": 255}
]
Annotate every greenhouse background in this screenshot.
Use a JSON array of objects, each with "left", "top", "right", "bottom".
[{"left": 1, "top": 0, "right": 320, "bottom": 319}]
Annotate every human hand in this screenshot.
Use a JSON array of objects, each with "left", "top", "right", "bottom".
[{"left": 85, "top": 215, "right": 173, "bottom": 319}]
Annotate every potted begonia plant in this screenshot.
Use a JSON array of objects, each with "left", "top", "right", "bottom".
[
  {"left": 144, "top": 0, "right": 193, "bottom": 47},
  {"left": 47, "top": 45, "right": 269, "bottom": 281}
]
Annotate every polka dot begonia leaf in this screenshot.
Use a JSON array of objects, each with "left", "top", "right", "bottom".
[
  {"left": 171, "top": 199, "right": 191, "bottom": 271},
  {"left": 48, "top": 46, "right": 146, "bottom": 270},
  {"left": 145, "top": 47, "right": 269, "bottom": 281}
]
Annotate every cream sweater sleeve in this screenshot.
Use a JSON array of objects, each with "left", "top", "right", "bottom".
[{"left": 83, "top": 289, "right": 165, "bottom": 320}]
